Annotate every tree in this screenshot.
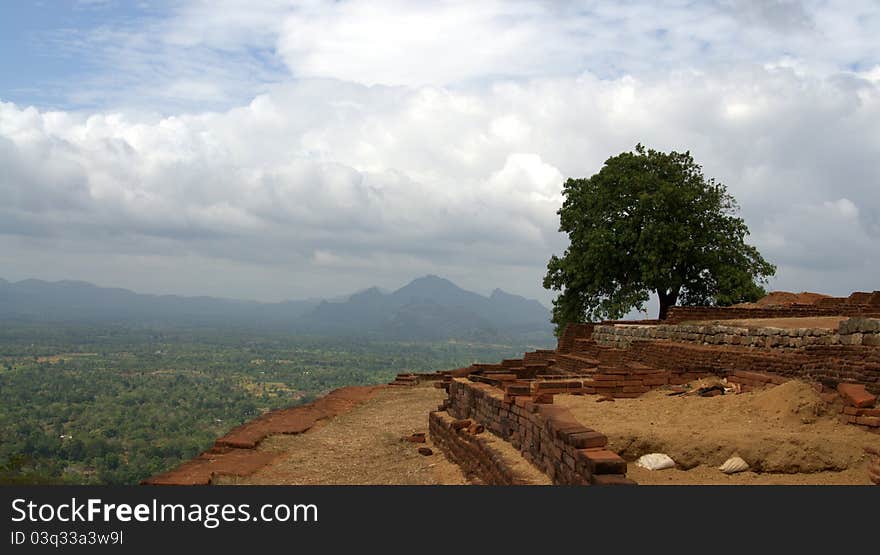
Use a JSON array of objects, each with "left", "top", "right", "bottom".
[{"left": 543, "top": 144, "right": 775, "bottom": 331}]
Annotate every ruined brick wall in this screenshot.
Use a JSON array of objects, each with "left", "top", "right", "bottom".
[
  {"left": 588, "top": 319, "right": 880, "bottom": 393},
  {"left": 445, "top": 379, "right": 633, "bottom": 485},
  {"left": 623, "top": 340, "right": 808, "bottom": 377},
  {"left": 593, "top": 323, "right": 836, "bottom": 349},
  {"left": 429, "top": 411, "right": 546, "bottom": 485},
  {"left": 801, "top": 345, "right": 880, "bottom": 393},
  {"left": 557, "top": 323, "right": 595, "bottom": 353}
]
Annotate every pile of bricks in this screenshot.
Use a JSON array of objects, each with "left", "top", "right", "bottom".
[
  {"left": 445, "top": 379, "right": 634, "bottom": 485},
  {"left": 837, "top": 383, "right": 880, "bottom": 431}
]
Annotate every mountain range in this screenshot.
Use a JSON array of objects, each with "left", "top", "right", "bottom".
[{"left": 0, "top": 275, "right": 553, "bottom": 342}]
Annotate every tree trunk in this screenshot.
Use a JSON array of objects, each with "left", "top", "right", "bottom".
[{"left": 657, "top": 288, "right": 680, "bottom": 320}]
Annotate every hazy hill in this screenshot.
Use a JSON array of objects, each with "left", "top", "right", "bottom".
[
  {"left": 0, "top": 275, "right": 552, "bottom": 341},
  {"left": 306, "top": 275, "right": 551, "bottom": 340},
  {"left": 0, "top": 278, "right": 316, "bottom": 328}
]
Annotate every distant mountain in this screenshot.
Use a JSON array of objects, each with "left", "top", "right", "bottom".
[
  {"left": 0, "top": 278, "right": 317, "bottom": 328},
  {"left": 303, "top": 275, "right": 552, "bottom": 341},
  {"left": 0, "top": 275, "right": 553, "bottom": 341}
]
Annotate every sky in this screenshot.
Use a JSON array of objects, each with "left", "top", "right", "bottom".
[{"left": 1, "top": 0, "right": 879, "bottom": 309}]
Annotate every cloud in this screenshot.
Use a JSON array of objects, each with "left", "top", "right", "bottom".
[
  {"left": 4, "top": 60, "right": 880, "bottom": 301},
  {"left": 1, "top": 1, "right": 879, "bottom": 304},
  {"left": 23, "top": 1, "right": 879, "bottom": 112}
]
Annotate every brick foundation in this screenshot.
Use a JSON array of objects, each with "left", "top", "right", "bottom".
[
  {"left": 428, "top": 410, "right": 550, "bottom": 485},
  {"left": 444, "top": 379, "right": 635, "bottom": 485}
]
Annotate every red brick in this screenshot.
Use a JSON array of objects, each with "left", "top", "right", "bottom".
[
  {"left": 856, "top": 416, "right": 880, "bottom": 427},
  {"left": 577, "top": 448, "right": 627, "bottom": 475},
  {"left": 593, "top": 382, "right": 623, "bottom": 389},
  {"left": 566, "top": 431, "right": 608, "bottom": 449},
  {"left": 837, "top": 383, "right": 877, "bottom": 408},
  {"left": 553, "top": 424, "right": 592, "bottom": 440},
  {"left": 532, "top": 387, "right": 573, "bottom": 394},
  {"left": 505, "top": 384, "right": 532, "bottom": 396}
]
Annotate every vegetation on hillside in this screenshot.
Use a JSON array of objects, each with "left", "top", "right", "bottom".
[{"left": 0, "top": 322, "right": 542, "bottom": 485}]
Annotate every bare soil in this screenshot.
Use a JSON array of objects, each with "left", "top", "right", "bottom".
[
  {"left": 627, "top": 464, "right": 870, "bottom": 485},
  {"left": 555, "top": 380, "right": 879, "bottom": 485},
  {"left": 220, "top": 385, "right": 469, "bottom": 485},
  {"left": 144, "top": 385, "right": 383, "bottom": 485}
]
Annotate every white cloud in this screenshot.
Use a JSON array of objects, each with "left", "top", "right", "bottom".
[{"left": 1, "top": 1, "right": 879, "bottom": 304}]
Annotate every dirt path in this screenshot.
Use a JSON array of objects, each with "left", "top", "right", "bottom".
[
  {"left": 556, "top": 380, "right": 879, "bottom": 485},
  {"left": 220, "top": 385, "right": 469, "bottom": 485},
  {"left": 144, "top": 385, "right": 383, "bottom": 485}
]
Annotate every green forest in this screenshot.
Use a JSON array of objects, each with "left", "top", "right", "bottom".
[{"left": 0, "top": 321, "right": 542, "bottom": 485}]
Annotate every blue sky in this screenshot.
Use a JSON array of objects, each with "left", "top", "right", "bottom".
[
  {"left": 0, "top": 1, "right": 160, "bottom": 109},
  {"left": 1, "top": 1, "right": 879, "bottom": 308}
]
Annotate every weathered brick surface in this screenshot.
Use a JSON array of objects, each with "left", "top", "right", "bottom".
[
  {"left": 435, "top": 305, "right": 880, "bottom": 477},
  {"left": 446, "top": 379, "right": 635, "bottom": 485},
  {"left": 429, "top": 410, "right": 549, "bottom": 485},
  {"left": 837, "top": 383, "right": 878, "bottom": 408}
]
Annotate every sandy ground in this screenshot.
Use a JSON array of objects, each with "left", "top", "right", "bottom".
[
  {"left": 220, "top": 385, "right": 469, "bottom": 485},
  {"left": 555, "top": 380, "right": 879, "bottom": 485},
  {"left": 628, "top": 464, "right": 870, "bottom": 485},
  {"left": 696, "top": 316, "right": 847, "bottom": 329}
]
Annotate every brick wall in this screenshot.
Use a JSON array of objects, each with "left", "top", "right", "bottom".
[
  {"left": 557, "top": 323, "right": 595, "bottom": 353},
  {"left": 592, "top": 322, "right": 837, "bottom": 350},
  {"left": 623, "top": 340, "right": 808, "bottom": 377},
  {"left": 445, "top": 379, "right": 634, "bottom": 485},
  {"left": 428, "top": 410, "right": 548, "bottom": 485},
  {"left": 801, "top": 345, "right": 880, "bottom": 393}
]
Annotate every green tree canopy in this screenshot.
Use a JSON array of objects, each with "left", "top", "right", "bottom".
[{"left": 543, "top": 144, "right": 775, "bottom": 331}]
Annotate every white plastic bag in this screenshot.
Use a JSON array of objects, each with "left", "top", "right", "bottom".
[
  {"left": 635, "top": 453, "right": 676, "bottom": 471},
  {"left": 719, "top": 456, "right": 749, "bottom": 474}
]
